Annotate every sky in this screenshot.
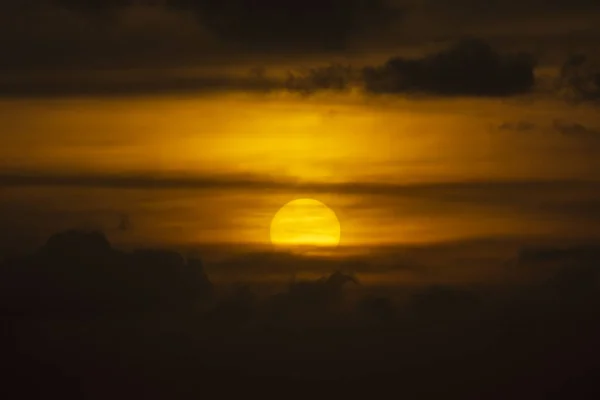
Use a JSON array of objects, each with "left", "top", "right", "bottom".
[
  {"left": 1, "top": 0, "right": 600, "bottom": 275},
  {"left": 3, "top": 2, "right": 600, "bottom": 397}
]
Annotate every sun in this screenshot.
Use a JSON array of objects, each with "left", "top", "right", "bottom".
[{"left": 270, "top": 198, "right": 341, "bottom": 249}]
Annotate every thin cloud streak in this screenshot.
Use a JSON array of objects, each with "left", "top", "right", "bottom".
[{"left": 1, "top": 171, "right": 598, "bottom": 195}]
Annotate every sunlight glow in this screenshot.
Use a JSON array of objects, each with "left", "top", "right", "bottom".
[{"left": 270, "top": 198, "right": 341, "bottom": 248}]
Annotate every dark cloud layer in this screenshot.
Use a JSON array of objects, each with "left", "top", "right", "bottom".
[
  {"left": 173, "top": 0, "right": 402, "bottom": 51},
  {"left": 1, "top": 0, "right": 599, "bottom": 73},
  {"left": 0, "top": 3, "right": 598, "bottom": 100},
  {"left": 553, "top": 120, "right": 600, "bottom": 137},
  {"left": 1, "top": 170, "right": 598, "bottom": 196},
  {"left": 0, "top": 38, "right": 539, "bottom": 98},
  {"left": 417, "top": 0, "right": 600, "bottom": 18},
  {"left": 278, "top": 38, "right": 538, "bottom": 97},
  {"left": 5, "top": 1, "right": 399, "bottom": 71},
  {"left": 557, "top": 54, "right": 600, "bottom": 103},
  {"left": 284, "top": 64, "right": 357, "bottom": 94},
  {"left": 497, "top": 120, "right": 600, "bottom": 136},
  {"left": 3, "top": 230, "right": 600, "bottom": 398},
  {"left": 0, "top": 74, "right": 277, "bottom": 98},
  {"left": 48, "top": 0, "right": 403, "bottom": 51},
  {"left": 498, "top": 121, "right": 537, "bottom": 131},
  {"left": 363, "top": 38, "right": 536, "bottom": 96}
]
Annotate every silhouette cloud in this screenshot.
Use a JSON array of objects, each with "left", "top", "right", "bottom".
[
  {"left": 557, "top": 54, "right": 600, "bottom": 103},
  {"left": 553, "top": 120, "right": 600, "bottom": 138},
  {"left": 0, "top": 230, "right": 213, "bottom": 315},
  {"left": 284, "top": 64, "right": 358, "bottom": 94},
  {"left": 498, "top": 120, "right": 537, "bottom": 131},
  {"left": 362, "top": 38, "right": 536, "bottom": 96},
  {"left": 3, "top": 230, "right": 600, "bottom": 398},
  {"left": 49, "top": 0, "right": 403, "bottom": 52}
]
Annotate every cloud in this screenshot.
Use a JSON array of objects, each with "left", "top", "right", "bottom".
[
  {"left": 553, "top": 120, "right": 600, "bottom": 138},
  {"left": 3, "top": 171, "right": 600, "bottom": 245},
  {"left": 0, "top": 73, "right": 277, "bottom": 98},
  {"left": 3, "top": 229, "right": 600, "bottom": 397},
  {"left": 1, "top": 1, "right": 600, "bottom": 86},
  {"left": 498, "top": 120, "right": 537, "bottom": 131},
  {"left": 0, "top": 3, "right": 218, "bottom": 72},
  {"left": 362, "top": 37, "right": 536, "bottom": 96},
  {"left": 205, "top": 250, "right": 422, "bottom": 283},
  {"left": 518, "top": 245, "right": 600, "bottom": 266},
  {"left": 178, "top": 0, "right": 403, "bottom": 51},
  {"left": 1, "top": 3, "right": 567, "bottom": 100},
  {"left": 263, "top": 271, "right": 359, "bottom": 326},
  {"left": 515, "top": 245, "right": 600, "bottom": 298},
  {"left": 3, "top": 172, "right": 600, "bottom": 235},
  {"left": 556, "top": 54, "right": 600, "bottom": 103},
  {"left": 1, "top": 37, "right": 541, "bottom": 97},
  {"left": 0, "top": 230, "right": 214, "bottom": 314},
  {"left": 50, "top": 0, "right": 125, "bottom": 12},
  {"left": 284, "top": 64, "right": 358, "bottom": 94},
  {"left": 2, "top": 170, "right": 599, "bottom": 196},
  {"left": 496, "top": 119, "right": 600, "bottom": 139},
  {"left": 0, "top": 20, "right": 570, "bottom": 100},
  {"left": 398, "top": 0, "right": 600, "bottom": 47},
  {"left": 48, "top": 0, "right": 404, "bottom": 52},
  {"left": 412, "top": 0, "right": 600, "bottom": 20}
]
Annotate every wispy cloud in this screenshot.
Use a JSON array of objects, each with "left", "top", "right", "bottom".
[{"left": 1, "top": 170, "right": 598, "bottom": 194}]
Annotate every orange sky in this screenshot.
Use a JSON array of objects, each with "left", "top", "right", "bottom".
[{"left": 1, "top": 92, "right": 599, "bottom": 250}]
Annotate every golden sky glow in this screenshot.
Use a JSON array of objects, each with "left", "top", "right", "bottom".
[
  {"left": 1, "top": 93, "right": 599, "bottom": 251},
  {"left": 2, "top": 94, "right": 598, "bottom": 182}
]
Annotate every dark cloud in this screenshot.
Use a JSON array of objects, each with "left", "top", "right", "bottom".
[
  {"left": 169, "top": 0, "right": 403, "bottom": 51},
  {"left": 557, "top": 54, "right": 600, "bottom": 103},
  {"left": 2, "top": 170, "right": 599, "bottom": 196},
  {"left": 0, "top": 39, "right": 540, "bottom": 98},
  {"left": 518, "top": 245, "right": 600, "bottom": 266},
  {"left": 0, "top": 230, "right": 213, "bottom": 315},
  {"left": 284, "top": 64, "right": 358, "bottom": 94},
  {"left": 265, "top": 39, "right": 539, "bottom": 97},
  {"left": 205, "top": 250, "right": 421, "bottom": 282},
  {"left": 0, "top": 73, "right": 277, "bottom": 98},
  {"left": 47, "top": 0, "right": 403, "bottom": 51},
  {"left": 51, "top": 0, "right": 125, "bottom": 9},
  {"left": 498, "top": 120, "right": 537, "bottom": 131},
  {"left": 402, "top": 0, "right": 600, "bottom": 46},
  {"left": 3, "top": 229, "right": 600, "bottom": 397},
  {"left": 0, "top": 3, "right": 218, "bottom": 72},
  {"left": 0, "top": 12, "right": 585, "bottom": 101},
  {"left": 417, "top": 0, "right": 600, "bottom": 17},
  {"left": 496, "top": 119, "right": 600, "bottom": 138},
  {"left": 1, "top": 0, "right": 600, "bottom": 79},
  {"left": 0, "top": 1, "right": 404, "bottom": 95},
  {"left": 363, "top": 38, "right": 536, "bottom": 96},
  {"left": 263, "top": 271, "right": 360, "bottom": 326},
  {"left": 553, "top": 120, "right": 600, "bottom": 138}
]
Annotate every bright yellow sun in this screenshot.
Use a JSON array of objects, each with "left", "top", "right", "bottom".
[{"left": 270, "top": 198, "right": 341, "bottom": 249}]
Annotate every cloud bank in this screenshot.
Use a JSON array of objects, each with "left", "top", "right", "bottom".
[
  {"left": 2, "top": 229, "right": 600, "bottom": 397},
  {"left": 362, "top": 38, "right": 535, "bottom": 96}
]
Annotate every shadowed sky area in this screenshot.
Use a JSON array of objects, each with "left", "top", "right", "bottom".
[{"left": 2, "top": 2, "right": 600, "bottom": 398}]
